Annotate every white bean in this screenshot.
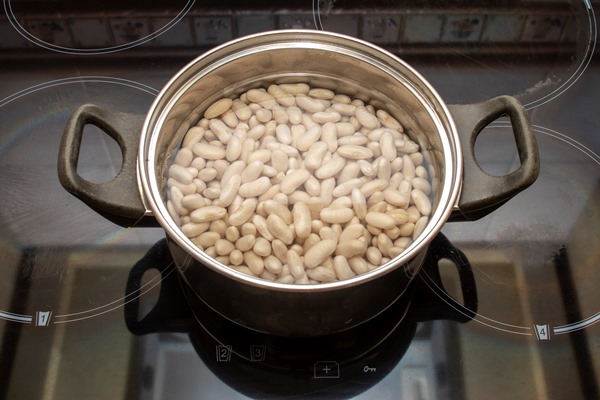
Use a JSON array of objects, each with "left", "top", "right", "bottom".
[
  {"left": 275, "top": 123, "right": 292, "bottom": 144},
  {"left": 321, "top": 122, "right": 338, "bottom": 152},
  {"left": 315, "top": 156, "right": 346, "bottom": 179},
  {"left": 194, "top": 231, "right": 221, "bottom": 248},
  {"left": 241, "top": 160, "right": 264, "bottom": 183},
  {"left": 332, "top": 103, "right": 356, "bottom": 116},
  {"left": 286, "top": 106, "right": 303, "bottom": 124},
  {"left": 304, "top": 239, "right": 337, "bottom": 269},
  {"left": 190, "top": 205, "right": 226, "bottom": 223},
  {"left": 182, "top": 126, "right": 205, "bottom": 148},
  {"left": 253, "top": 237, "right": 272, "bottom": 257},
  {"left": 256, "top": 109, "right": 273, "bottom": 124},
  {"left": 365, "top": 212, "right": 397, "bottom": 230},
  {"left": 304, "top": 141, "right": 329, "bottom": 170},
  {"left": 320, "top": 207, "right": 354, "bottom": 224},
  {"left": 304, "top": 176, "right": 321, "bottom": 197},
  {"left": 174, "top": 147, "right": 193, "bottom": 167},
  {"left": 351, "top": 188, "right": 367, "bottom": 220},
  {"left": 306, "top": 266, "right": 337, "bottom": 282},
  {"left": 296, "top": 125, "right": 321, "bottom": 152},
  {"left": 181, "top": 193, "right": 207, "bottom": 209},
  {"left": 268, "top": 85, "right": 296, "bottom": 106},
  {"left": 168, "top": 164, "right": 194, "bottom": 185},
  {"left": 339, "top": 224, "right": 364, "bottom": 243},
  {"left": 204, "top": 98, "right": 233, "bottom": 119},
  {"left": 247, "top": 89, "right": 277, "bottom": 109},
  {"left": 360, "top": 179, "right": 388, "bottom": 198},
  {"left": 380, "top": 131, "right": 397, "bottom": 162},
  {"left": 333, "top": 256, "right": 356, "bottom": 280},
  {"left": 181, "top": 221, "right": 210, "bottom": 238},
  {"left": 296, "top": 94, "right": 326, "bottom": 113},
  {"left": 232, "top": 99, "right": 252, "bottom": 121},
  {"left": 312, "top": 111, "right": 341, "bottom": 124},
  {"left": 336, "top": 145, "right": 374, "bottom": 160},
  {"left": 217, "top": 175, "right": 241, "bottom": 207},
  {"left": 280, "top": 169, "right": 311, "bottom": 195},
  {"left": 209, "top": 119, "right": 232, "bottom": 144},
  {"left": 335, "top": 239, "right": 367, "bottom": 259},
  {"left": 287, "top": 249, "right": 306, "bottom": 279},
  {"left": 238, "top": 176, "right": 271, "bottom": 197},
  {"left": 355, "top": 107, "right": 379, "bottom": 129},
  {"left": 338, "top": 135, "right": 367, "bottom": 146},
  {"left": 348, "top": 257, "right": 369, "bottom": 275},
  {"left": 411, "top": 189, "right": 431, "bottom": 216},
  {"left": 402, "top": 154, "right": 416, "bottom": 180},
  {"left": 228, "top": 198, "right": 257, "bottom": 226},
  {"left": 279, "top": 83, "right": 310, "bottom": 95},
  {"left": 243, "top": 251, "right": 264, "bottom": 275},
  {"left": 197, "top": 167, "right": 217, "bottom": 182},
  {"left": 292, "top": 202, "right": 312, "bottom": 239},
  {"left": 264, "top": 255, "right": 283, "bottom": 274},
  {"left": 308, "top": 87, "right": 335, "bottom": 99},
  {"left": 332, "top": 178, "right": 363, "bottom": 197},
  {"left": 320, "top": 178, "right": 335, "bottom": 206},
  {"left": 412, "top": 177, "right": 432, "bottom": 195},
  {"left": 357, "top": 159, "right": 376, "bottom": 177},
  {"left": 337, "top": 161, "right": 361, "bottom": 183},
  {"left": 192, "top": 143, "right": 226, "bottom": 160},
  {"left": 263, "top": 199, "right": 293, "bottom": 224},
  {"left": 266, "top": 214, "right": 294, "bottom": 245},
  {"left": 225, "top": 135, "right": 242, "bottom": 162}
]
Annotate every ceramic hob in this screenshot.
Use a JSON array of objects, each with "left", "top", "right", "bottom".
[{"left": 0, "top": 1, "right": 598, "bottom": 399}]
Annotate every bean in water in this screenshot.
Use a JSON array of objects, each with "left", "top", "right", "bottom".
[{"left": 167, "top": 83, "right": 433, "bottom": 284}]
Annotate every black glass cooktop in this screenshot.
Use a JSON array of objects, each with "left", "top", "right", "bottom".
[{"left": 1, "top": 0, "right": 599, "bottom": 399}]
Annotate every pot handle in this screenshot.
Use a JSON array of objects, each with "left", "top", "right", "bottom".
[
  {"left": 447, "top": 95, "right": 540, "bottom": 221},
  {"left": 124, "top": 239, "right": 195, "bottom": 335},
  {"left": 57, "top": 104, "right": 154, "bottom": 227},
  {"left": 409, "top": 234, "right": 477, "bottom": 323}
]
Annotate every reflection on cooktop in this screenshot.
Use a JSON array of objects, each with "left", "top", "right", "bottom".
[{"left": 124, "top": 234, "right": 477, "bottom": 399}]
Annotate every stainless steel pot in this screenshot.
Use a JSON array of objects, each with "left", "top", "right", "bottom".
[{"left": 58, "top": 30, "right": 539, "bottom": 336}]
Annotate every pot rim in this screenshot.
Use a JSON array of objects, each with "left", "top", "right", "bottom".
[{"left": 138, "top": 29, "right": 462, "bottom": 292}]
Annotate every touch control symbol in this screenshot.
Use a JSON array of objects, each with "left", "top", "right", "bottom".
[{"left": 314, "top": 361, "right": 340, "bottom": 379}]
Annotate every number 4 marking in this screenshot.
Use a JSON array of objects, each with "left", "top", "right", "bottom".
[{"left": 534, "top": 324, "right": 551, "bottom": 340}]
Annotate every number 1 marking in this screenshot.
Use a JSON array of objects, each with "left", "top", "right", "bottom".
[{"left": 36, "top": 311, "right": 52, "bottom": 327}]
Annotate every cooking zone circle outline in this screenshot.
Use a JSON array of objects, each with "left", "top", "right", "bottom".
[
  {"left": 0, "top": 4, "right": 597, "bottom": 335},
  {"left": 3, "top": 0, "right": 196, "bottom": 55},
  {"left": 420, "top": 123, "right": 600, "bottom": 337}
]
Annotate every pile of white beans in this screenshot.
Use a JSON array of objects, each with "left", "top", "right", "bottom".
[{"left": 166, "top": 83, "right": 433, "bottom": 284}]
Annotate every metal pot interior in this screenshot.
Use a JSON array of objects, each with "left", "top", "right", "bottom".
[{"left": 139, "top": 30, "right": 461, "bottom": 289}]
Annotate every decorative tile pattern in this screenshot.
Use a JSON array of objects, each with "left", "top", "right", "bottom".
[
  {"left": 441, "top": 14, "right": 485, "bottom": 42},
  {"left": 193, "top": 16, "right": 233, "bottom": 45},
  {"left": 236, "top": 14, "right": 275, "bottom": 36},
  {"left": 521, "top": 15, "right": 566, "bottom": 42},
  {"left": 320, "top": 14, "right": 359, "bottom": 37},
  {"left": 0, "top": 19, "right": 33, "bottom": 48},
  {"left": 402, "top": 14, "right": 444, "bottom": 43},
  {"left": 278, "top": 13, "right": 315, "bottom": 30},
  {"left": 68, "top": 18, "right": 112, "bottom": 48},
  {"left": 481, "top": 14, "right": 526, "bottom": 42},
  {"left": 362, "top": 15, "right": 401, "bottom": 44},
  {"left": 110, "top": 18, "right": 151, "bottom": 45},
  {"left": 25, "top": 19, "right": 72, "bottom": 47},
  {"left": 150, "top": 17, "right": 194, "bottom": 47}
]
